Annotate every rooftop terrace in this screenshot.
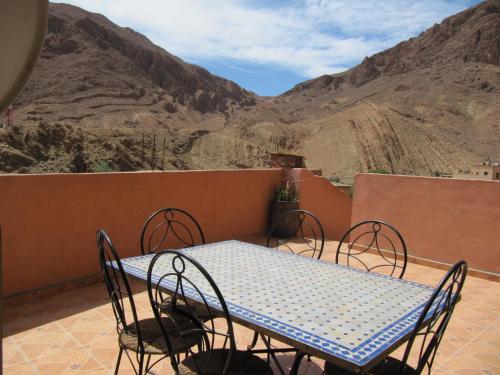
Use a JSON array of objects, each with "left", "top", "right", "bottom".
[
  {"left": 1, "top": 168, "right": 499, "bottom": 374},
  {"left": 3, "top": 241, "right": 499, "bottom": 374}
]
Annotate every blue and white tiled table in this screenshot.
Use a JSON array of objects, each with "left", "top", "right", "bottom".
[{"left": 117, "top": 240, "right": 436, "bottom": 373}]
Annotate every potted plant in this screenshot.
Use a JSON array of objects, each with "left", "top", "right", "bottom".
[{"left": 269, "top": 179, "right": 300, "bottom": 238}]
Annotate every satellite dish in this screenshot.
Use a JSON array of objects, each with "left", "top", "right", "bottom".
[{"left": 0, "top": 0, "right": 48, "bottom": 113}]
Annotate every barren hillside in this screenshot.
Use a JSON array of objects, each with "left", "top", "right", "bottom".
[
  {"left": 1, "top": 1, "right": 499, "bottom": 179},
  {"left": 232, "top": 0, "right": 500, "bottom": 180}
]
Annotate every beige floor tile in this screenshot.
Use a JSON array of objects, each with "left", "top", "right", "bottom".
[
  {"left": 2, "top": 340, "right": 28, "bottom": 366},
  {"left": 16, "top": 330, "right": 81, "bottom": 360},
  {"left": 3, "top": 361, "right": 37, "bottom": 375}
]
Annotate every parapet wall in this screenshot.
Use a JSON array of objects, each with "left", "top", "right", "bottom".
[
  {"left": 0, "top": 169, "right": 283, "bottom": 296},
  {"left": 290, "top": 168, "right": 352, "bottom": 241},
  {"left": 352, "top": 174, "right": 500, "bottom": 274}
]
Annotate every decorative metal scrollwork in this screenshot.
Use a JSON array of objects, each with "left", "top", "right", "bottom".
[
  {"left": 336, "top": 220, "right": 408, "bottom": 278},
  {"left": 401, "top": 261, "right": 467, "bottom": 373},
  {"left": 267, "top": 209, "right": 325, "bottom": 259},
  {"left": 97, "top": 230, "right": 143, "bottom": 354},
  {"left": 147, "top": 250, "right": 237, "bottom": 374},
  {"left": 140, "top": 208, "right": 205, "bottom": 255}
]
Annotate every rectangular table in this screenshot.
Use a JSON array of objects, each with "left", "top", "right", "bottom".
[{"left": 116, "top": 240, "right": 437, "bottom": 373}]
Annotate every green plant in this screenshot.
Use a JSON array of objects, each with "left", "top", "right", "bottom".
[
  {"left": 431, "top": 170, "right": 442, "bottom": 177},
  {"left": 368, "top": 168, "right": 390, "bottom": 174},
  {"left": 94, "top": 160, "right": 113, "bottom": 173},
  {"left": 275, "top": 179, "right": 298, "bottom": 202}
]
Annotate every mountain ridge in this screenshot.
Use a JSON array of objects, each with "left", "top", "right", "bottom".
[
  {"left": 286, "top": 0, "right": 499, "bottom": 94},
  {"left": 1, "top": 1, "right": 499, "bottom": 178}
]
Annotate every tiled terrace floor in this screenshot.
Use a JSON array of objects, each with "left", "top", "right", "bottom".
[{"left": 3, "top": 241, "right": 500, "bottom": 374}]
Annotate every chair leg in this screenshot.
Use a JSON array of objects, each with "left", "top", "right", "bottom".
[
  {"left": 137, "top": 353, "right": 144, "bottom": 375},
  {"left": 290, "top": 351, "right": 306, "bottom": 375},
  {"left": 247, "top": 331, "right": 259, "bottom": 350},
  {"left": 260, "top": 334, "right": 286, "bottom": 375},
  {"left": 222, "top": 334, "right": 229, "bottom": 349},
  {"left": 144, "top": 354, "right": 151, "bottom": 373},
  {"left": 267, "top": 337, "right": 272, "bottom": 363},
  {"left": 264, "top": 335, "right": 270, "bottom": 364},
  {"left": 114, "top": 347, "right": 123, "bottom": 375},
  {"left": 202, "top": 332, "right": 210, "bottom": 351}
]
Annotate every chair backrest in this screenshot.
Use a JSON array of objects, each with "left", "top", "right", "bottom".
[
  {"left": 147, "top": 250, "right": 236, "bottom": 374},
  {"left": 97, "top": 229, "right": 143, "bottom": 352},
  {"left": 267, "top": 209, "right": 325, "bottom": 259},
  {"left": 140, "top": 208, "right": 206, "bottom": 255},
  {"left": 336, "top": 220, "right": 408, "bottom": 278},
  {"left": 400, "top": 261, "right": 467, "bottom": 374}
]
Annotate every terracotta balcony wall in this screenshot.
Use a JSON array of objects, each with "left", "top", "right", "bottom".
[
  {"left": 2, "top": 169, "right": 499, "bottom": 300},
  {"left": 0, "top": 169, "right": 287, "bottom": 297},
  {"left": 0, "top": 168, "right": 353, "bottom": 298},
  {"left": 352, "top": 173, "right": 500, "bottom": 275}
]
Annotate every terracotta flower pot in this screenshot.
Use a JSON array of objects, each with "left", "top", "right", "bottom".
[{"left": 269, "top": 201, "right": 300, "bottom": 238}]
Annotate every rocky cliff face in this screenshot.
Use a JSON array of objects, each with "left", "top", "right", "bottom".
[
  {"left": 1, "top": 1, "right": 499, "bottom": 178},
  {"left": 15, "top": 3, "right": 256, "bottom": 122},
  {"left": 256, "top": 0, "right": 500, "bottom": 179},
  {"left": 287, "top": 0, "right": 500, "bottom": 92}
]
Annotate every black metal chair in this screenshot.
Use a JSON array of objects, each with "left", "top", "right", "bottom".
[
  {"left": 141, "top": 208, "right": 211, "bottom": 322},
  {"left": 147, "top": 250, "right": 273, "bottom": 375},
  {"left": 267, "top": 209, "right": 325, "bottom": 259},
  {"left": 335, "top": 220, "right": 408, "bottom": 278},
  {"left": 316, "top": 261, "right": 468, "bottom": 375},
  {"left": 140, "top": 208, "right": 205, "bottom": 255},
  {"left": 97, "top": 230, "right": 202, "bottom": 375}
]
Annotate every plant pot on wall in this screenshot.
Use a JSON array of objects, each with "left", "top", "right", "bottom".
[
  {"left": 269, "top": 200, "right": 300, "bottom": 238},
  {"left": 269, "top": 178, "right": 300, "bottom": 238}
]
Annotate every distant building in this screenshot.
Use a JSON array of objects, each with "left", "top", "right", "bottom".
[
  {"left": 453, "top": 161, "right": 500, "bottom": 181},
  {"left": 270, "top": 153, "right": 306, "bottom": 168}
]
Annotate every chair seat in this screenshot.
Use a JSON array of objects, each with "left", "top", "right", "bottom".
[
  {"left": 120, "top": 317, "right": 201, "bottom": 355},
  {"left": 324, "top": 357, "right": 417, "bottom": 375},
  {"left": 179, "top": 349, "right": 273, "bottom": 375},
  {"left": 160, "top": 295, "right": 214, "bottom": 321}
]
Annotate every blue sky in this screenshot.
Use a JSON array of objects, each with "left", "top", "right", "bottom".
[{"left": 53, "top": 0, "right": 482, "bottom": 96}]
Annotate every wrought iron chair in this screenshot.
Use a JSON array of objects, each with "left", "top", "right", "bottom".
[
  {"left": 140, "top": 208, "right": 205, "bottom": 255},
  {"left": 267, "top": 209, "right": 325, "bottom": 259},
  {"left": 311, "top": 260, "right": 468, "bottom": 375},
  {"left": 147, "top": 250, "right": 273, "bottom": 375},
  {"left": 141, "top": 208, "right": 211, "bottom": 322},
  {"left": 336, "top": 220, "right": 408, "bottom": 278},
  {"left": 97, "top": 230, "right": 202, "bottom": 375},
  {"left": 247, "top": 209, "right": 325, "bottom": 374}
]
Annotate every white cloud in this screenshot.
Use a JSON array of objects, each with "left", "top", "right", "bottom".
[
  {"left": 303, "top": 0, "right": 468, "bottom": 39},
  {"left": 51, "top": 0, "right": 473, "bottom": 78}
]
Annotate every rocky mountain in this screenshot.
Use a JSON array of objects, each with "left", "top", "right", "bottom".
[
  {"left": 18, "top": 3, "right": 256, "bottom": 120},
  {"left": 230, "top": 0, "right": 500, "bottom": 180},
  {"left": 1, "top": 3, "right": 262, "bottom": 173},
  {"left": 1, "top": 1, "right": 499, "bottom": 179}
]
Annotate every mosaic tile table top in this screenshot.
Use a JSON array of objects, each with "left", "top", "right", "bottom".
[{"left": 116, "top": 240, "right": 436, "bottom": 372}]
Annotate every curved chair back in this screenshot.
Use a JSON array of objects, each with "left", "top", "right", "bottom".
[
  {"left": 267, "top": 209, "right": 325, "bottom": 259},
  {"left": 147, "top": 250, "right": 236, "bottom": 374},
  {"left": 97, "top": 230, "right": 143, "bottom": 353},
  {"left": 336, "top": 220, "right": 407, "bottom": 278},
  {"left": 140, "top": 208, "right": 205, "bottom": 255},
  {"left": 401, "top": 261, "right": 467, "bottom": 374}
]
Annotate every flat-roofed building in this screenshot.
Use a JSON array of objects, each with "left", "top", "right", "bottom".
[{"left": 454, "top": 161, "right": 500, "bottom": 181}]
